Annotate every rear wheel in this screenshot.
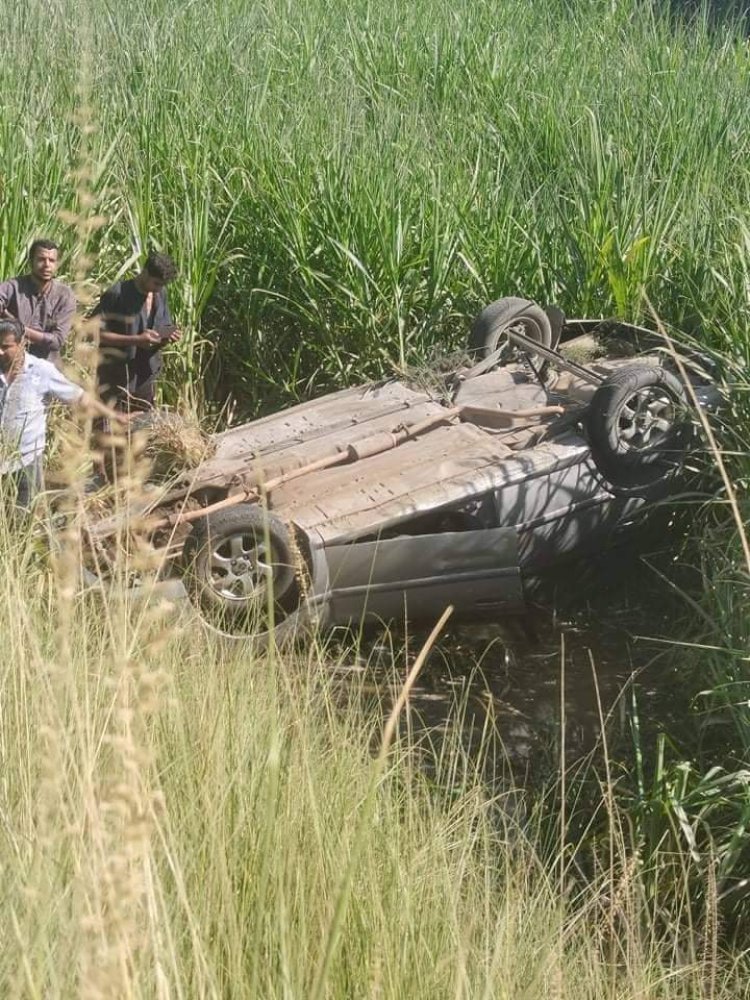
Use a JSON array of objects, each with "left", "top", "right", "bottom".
[
  {"left": 184, "top": 504, "right": 307, "bottom": 641},
  {"left": 468, "top": 297, "right": 553, "bottom": 365}
]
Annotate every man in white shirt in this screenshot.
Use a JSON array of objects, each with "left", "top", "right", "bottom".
[{"left": 0, "top": 317, "right": 121, "bottom": 508}]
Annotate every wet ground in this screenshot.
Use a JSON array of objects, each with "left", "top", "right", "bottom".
[{"left": 330, "top": 534, "right": 699, "bottom": 784}]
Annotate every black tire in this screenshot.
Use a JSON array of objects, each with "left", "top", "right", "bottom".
[
  {"left": 587, "top": 364, "right": 693, "bottom": 492},
  {"left": 468, "top": 297, "right": 553, "bottom": 363},
  {"left": 544, "top": 304, "right": 566, "bottom": 351},
  {"left": 184, "top": 504, "right": 306, "bottom": 640}
]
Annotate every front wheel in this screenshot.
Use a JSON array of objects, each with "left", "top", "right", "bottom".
[
  {"left": 184, "top": 504, "right": 307, "bottom": 640},
  {"left": 586, "top": 364, "right": 694, "bottom": 492}
]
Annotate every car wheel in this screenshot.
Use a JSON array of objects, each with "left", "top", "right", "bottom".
[
  {"left": 468, "top": 297, "right": 553, "bottom": 364},
  {"left": 184, "top": 504, "right": 307, "bottom": 640},
  {"left": 586, "top": 364, "right": 693, "bottom": 492}
]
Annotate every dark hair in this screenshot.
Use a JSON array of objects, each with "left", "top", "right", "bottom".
[
  {"left": 144, "top": 251, "right": 178, "bottom": 283},
  {"left": 28, "top": 238, "right": 59, "bottom": 261},
  {"left": 0, "top": 317, "right": 25, "bottom": 342}
]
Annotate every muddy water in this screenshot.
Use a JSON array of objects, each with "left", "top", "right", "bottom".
[{"left": 333, "top": 542, "right": 695, "bottom": 782}]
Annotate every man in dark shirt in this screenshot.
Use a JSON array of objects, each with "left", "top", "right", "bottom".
[
  {"left": 0, "top": 239, "right": 77, "bottom": 366},
  {"left": 92, "top": 251, "right": 181, "bottom": 413}
]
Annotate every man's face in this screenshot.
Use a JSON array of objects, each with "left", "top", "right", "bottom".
[
  {"left": 138, "top": 271, "right": 166, "bottom": 295},
  {"left": 0, "top": 333, "right": 21, "bottom": 372},
  {"left": 30, "top": 248, "right": 59, "bottom": 285}
]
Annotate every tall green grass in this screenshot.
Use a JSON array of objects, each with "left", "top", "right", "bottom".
[
  {"left": 0, "top": 500, "right": 748, "bottom": 998},
  {"left": 2, "top": 0, "right": 750, "bottom": 985},
  {"left": 1, "top": 0, "right": 749, "bottom": 407}
]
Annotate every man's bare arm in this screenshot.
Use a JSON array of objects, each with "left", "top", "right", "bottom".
[
  {"left": 77, "top": 392, "right": 129, "bottom": 425},
  {"left": 23, "top": 326, "right": 54, "bottom": 346}
]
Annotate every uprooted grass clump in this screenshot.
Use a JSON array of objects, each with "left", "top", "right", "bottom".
[{"left": 134, "top": 409, "right": 216, "bottom": 479}]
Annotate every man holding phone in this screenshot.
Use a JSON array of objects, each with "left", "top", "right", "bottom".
[{"left": 91, "top": 251, "right": 181, "bottom": 414}]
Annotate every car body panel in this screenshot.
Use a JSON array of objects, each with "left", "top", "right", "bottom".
[
  {"left": 323, "top": 526, "right": 522, "bottom": 624},
  {"left": 187, "top": 380, "right": 444, "bottom": 489},
  {"left": 287, "top": 434, "right": 593, "bottom": 545},
  {"left": 180, "top": 368, "right": 558, "bottom": 494}
]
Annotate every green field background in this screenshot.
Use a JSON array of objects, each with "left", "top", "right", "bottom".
[
  {"left": 2, "top": 0, "right": 749, "bottom": 408},
  {"left": 2, "top": 3, "right": 750, "bottom": 992}
]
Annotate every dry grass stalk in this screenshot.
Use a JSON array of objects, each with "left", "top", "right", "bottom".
[
  {"left": 393, "top": 348, "right": 474, "bottom": 401},
  {"left": 133, "top": 409, "right": 216, "bottom": 480}
]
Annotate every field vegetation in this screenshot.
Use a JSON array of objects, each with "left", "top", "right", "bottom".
[
  {"left": 3, "top": 0, "right": 750, "bottom": 406},
  {"left": 1, "top": 505, "right": 748, "bottom": 996},
  {"left": 1, "top": 0, "right": 749, "bottom": 994}
]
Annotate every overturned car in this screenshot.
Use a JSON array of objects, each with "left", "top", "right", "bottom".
[{"left": 86, "top": 298, "right": 716, "bottom": 639}]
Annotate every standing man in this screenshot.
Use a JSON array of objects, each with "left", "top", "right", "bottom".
[
  {"left": 92, "top": 251, "right": 181, "bottom": 414},
  {"left": 0, "top": 239, "right": 77, "bottom": 367},
  {"left": 0, "top": 318, "right": 123, "bottom": 509}
]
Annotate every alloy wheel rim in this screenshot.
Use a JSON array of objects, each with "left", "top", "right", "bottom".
[
  {"left": 207, "top": 532, "right": 273, "bottom": 602},
  {"left": 618, "top": 388, "right": 676, "bottom": 452}
]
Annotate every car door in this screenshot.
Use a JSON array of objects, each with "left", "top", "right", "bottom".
[{"left": 323, "top": 524, "right": 523, "bottom": 626}]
